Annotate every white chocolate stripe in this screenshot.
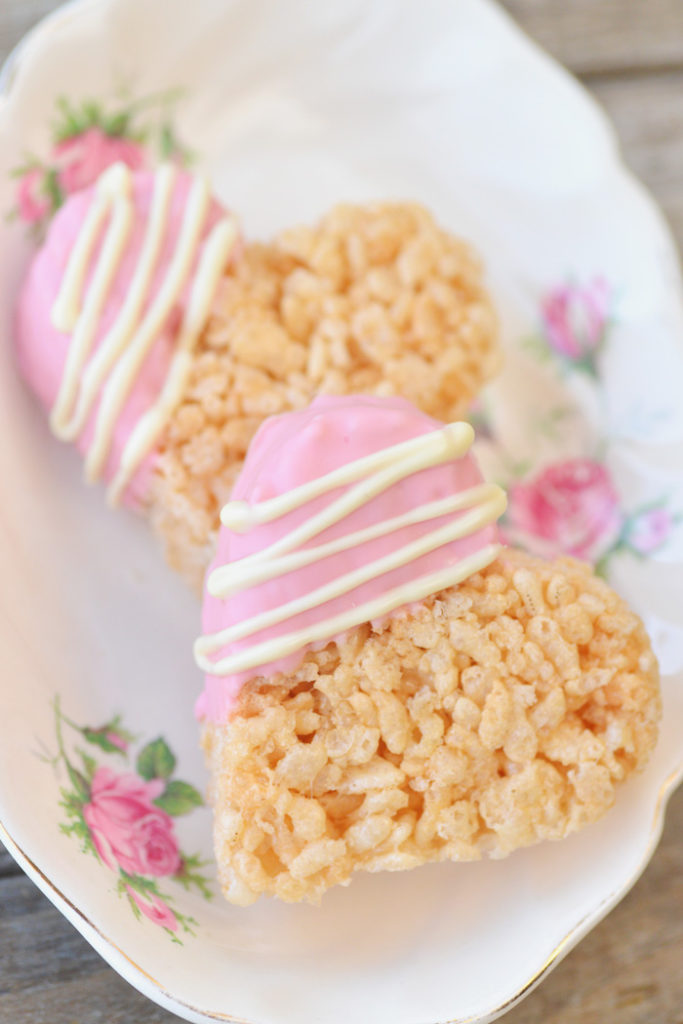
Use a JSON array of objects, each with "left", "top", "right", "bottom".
[
  {"left": 59, "top": 164, "right": 177, "bottom": 443},
  {"left": 218, "top": 424, "right": 475, "bottom": 575},
  {"left": 85, "top": 173, "right": 212, "bottom": 485},
  {"left": 48, "top": 162, "right": 238, "bottom": 503},
  {"left": 51, "top": 162, "right": 131, "bottom": 333},
  {"left": 197, "top": 485, "right": 506, "bottom": 654},
  {"left": 107, "top": 215, "right": 239, "bottom": 504},
  {"left": 197, "top": 422, "right": 507, "bottom": 679},
  {"left": 51, "top": 165, "right": 134, "bottom": 433},
  {"left": 218, "top": 419, "right": 475, "bottom": 573},
  {"left": 221, "top": 422, "right": 475, "bottom": 533},
  {"left": 195, "top": 543, "right": 502, "bottom": 676},
  {"left": 208, "top": 482, "right": 501, "bottom": 599}
]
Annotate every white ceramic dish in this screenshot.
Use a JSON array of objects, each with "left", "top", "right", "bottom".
[{"left": 1, "top": 2, "right": 682, "bottom": 1022}]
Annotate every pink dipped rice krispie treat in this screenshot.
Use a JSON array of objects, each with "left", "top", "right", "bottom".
[
  {"left": 16, "top": 161, "right": 237, "bottom": 508},
  {"left": 16, "top": 166, "right": 500, "bottom": 585},
  {"left": 195, "top": 395, "right": 661, "bottom": 905}
]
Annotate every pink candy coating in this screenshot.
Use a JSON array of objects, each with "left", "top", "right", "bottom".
[
  {"left": 199, "top": 395, "right": 499, "bottom": 721},
  {"left": 15, "top": 170, "right": 228, "bottom": 507}
]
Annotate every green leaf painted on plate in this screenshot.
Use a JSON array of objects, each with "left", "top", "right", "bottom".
[
  {"left": 66, "top": 762, "right": 90, "bottom": 803},
  {"left": 82, "top": 727, "right": 127, "bottom": 756},
  {"left": 136, "top": 737, "right": 176, "bottom": 780},
  {"left": 76, "top": 747, "right": 97, "bottom": 782},
  {"left": 154, "top": 780, "right": 203, "bottom": 816}
]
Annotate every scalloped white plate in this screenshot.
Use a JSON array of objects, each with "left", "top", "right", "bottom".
[{"left": 1, "top": 2, "right": 682, "bottom": 1022}]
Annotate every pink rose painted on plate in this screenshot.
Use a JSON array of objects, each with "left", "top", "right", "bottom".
[
  {"left": 626, "top": 506, "right": 675, "bottom": 556},
  {"left": 507, "top": 458, "right": 623, "bottom": 563},
  {"left": 42, "top": 698, "right": 212, "bottom": 942},
  {"left": 56, "top": 128, "right": 146, "bottom": 196},
  {"left": 126, "top": 886, "right": 178, "bottom": 932},
  {"left": 15, "top": 167, "right": 51, "bottom": 224},
  {"left": 540, "top": 277, "right": 611, "bottom": 372},
  {"left": 104, "top": 730, "right": 129, "bottom": 753},
  {"left": 83, "top": 767, "right": 181, "bottom": 878},
  {"left": 10, "top": 90, "right": 190, "bottom": 234},
  {"left": 479, "top": 275, "right": 679, "bottom": 572}
]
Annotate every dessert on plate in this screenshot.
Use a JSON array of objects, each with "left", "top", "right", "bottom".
[
  {"left": 15, "top": 162, "right": 500, "bottom": 586},
  {"left": 196, "top": 395, "right": 661, "bottom": 905}
]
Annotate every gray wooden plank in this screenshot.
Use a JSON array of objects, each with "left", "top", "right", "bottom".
[
  {"left": 3, "top": 0, "right": 683, "bottom": 82},
  {"left": 503, "top": 785, "right": 683, "bottom": 1024},
  {"left": 0, "top": 843, "right": 20, "bottom": 878},
  {"left": 0, "top": 787, "right": 681, "bottom": 1023},
  {"left": 0, "top": 0, "right": 61, "bottom": 68},
  {"left": 0, "top": 3, "right": 682, "bottom": 1024},
  {"left": 1, "top": 0, "right": 682, "bottom": 258},
  {"left": 502, "top": 0, "right": 683, "bottom": 77},
  {"left": 590, "top": 69, "right": 683, "bottom": 247},
  {"left": 0, "top": 871, "right": 181, "bottom": 1023}
]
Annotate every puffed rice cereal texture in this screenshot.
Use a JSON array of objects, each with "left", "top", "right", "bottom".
[
  {"left": 201, "top": 549, "right": 660, "bottom": 905},
  {"left": 149, "top": 202, "right": 500, "bottom": 585}
]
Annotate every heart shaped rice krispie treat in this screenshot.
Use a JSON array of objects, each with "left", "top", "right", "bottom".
[
  {"left": 15, "top": 163, "right": 499, "bottom": 586},
  {"left": 196, "top": 395, "right": 660, "bottom": 904}
]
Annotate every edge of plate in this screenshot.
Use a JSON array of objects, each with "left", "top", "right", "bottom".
[
  {"left": 0, "top": 2, "right": 681, "bottom": 1023},
  {"left": 0, "top": 814, "right": 242, "bottom": 1024},
  {"left": 2, "top": 764, "right": 680, "bottom": 1024},
  {"left": 473, "top": 764, "right": 683, "bottom": 1024},
  {"left": 484, "top": 0, "right": 683, "bottom": 310},
  {"left": 0, "top": 0, "right": 104, "bottom": 98}
]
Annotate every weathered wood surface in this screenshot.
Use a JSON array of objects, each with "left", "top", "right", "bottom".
[
  {"left": 1, "top": 791, "right": 681, "bottom": 1024},
  {"left": 0, "top": 845, "right": 17, "bottom": 878},
  {"left": 505, "top": 787, "right": 683, "bottom": 1024},
  {"left": 0, "top": 0, "right": 59, "bottom": 65},
  {"left": 590, "top": 70, "right": 683, "bottom": 246},
  {"left": 0, "top": 871, "right": 175, "bottom": 1023},
  {"left": 3, "top": 0, "right": 683, "bottom": 79},
  {"left": 1, "top": 1, "right": 682, "bottom": 1022},
  {"left": 504, "top": 0, "right": 683, "bottom": 76}
]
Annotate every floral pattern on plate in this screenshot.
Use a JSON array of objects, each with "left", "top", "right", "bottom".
[
  {"left": 535, "top": 276, "right": 612, "bottom": 377},
  {"left": 1, "top": 2, "right": 682, "bottom": 1021},
  {"left": 10, "top": 89, "right": 191, "bottom": 235},
  {"left": 41, "top": 696, "right": 212, "bottom": 941},
  {"left": 505, "top": 457, "right": 677, "bottom": 573},
  {"left": 474, "top": 275, "right": 681, "bottom": 575}
]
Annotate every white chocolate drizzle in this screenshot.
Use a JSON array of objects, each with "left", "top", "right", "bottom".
[
  {"left": 49, "top": 161, "right": 238, "bottom": 504},
  {"left": 195, "top": 422, "right": 506, "bottom": 678}
]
